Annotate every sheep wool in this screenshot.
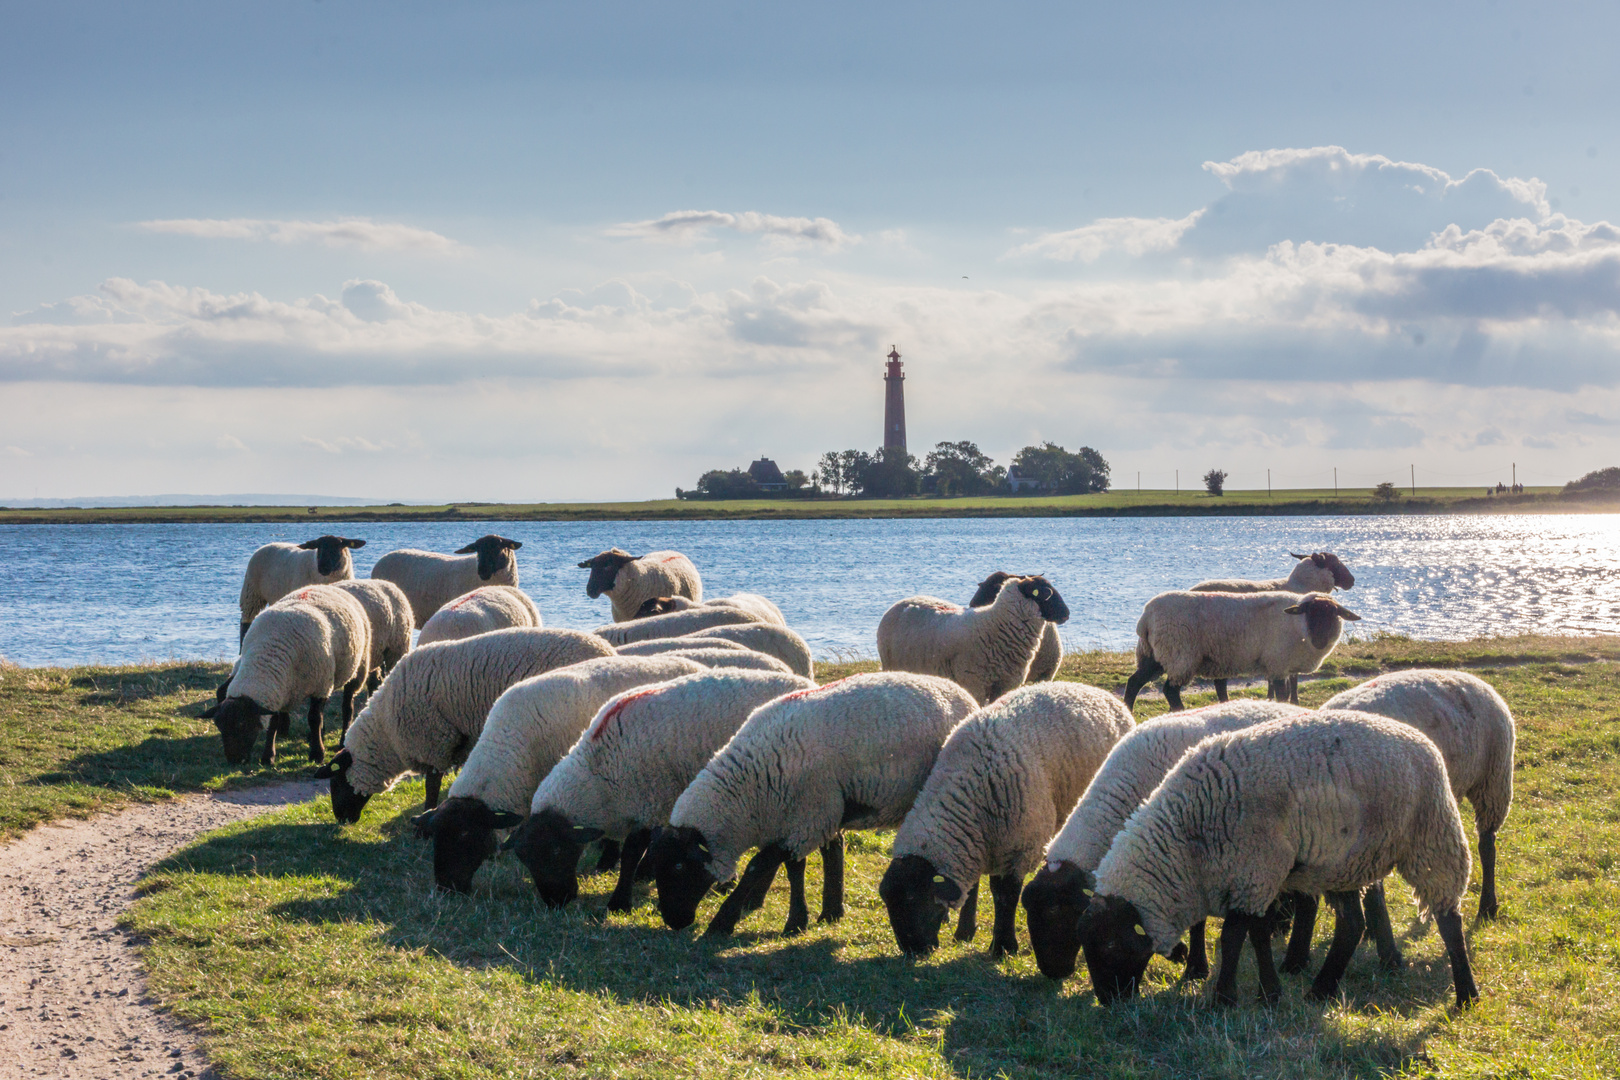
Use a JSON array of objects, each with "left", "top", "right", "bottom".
[
  {"left": 635, "top": 593, "right": 787, "bottom": 627},
  {"left": 417, "top": 585, "right": 542, "bottom": 646},
  {"left": 594, "top": 605, "right": 762, "bottom": 647},
  {"left": 1189, "top": 551, "right": 1355, "bottom": 595},
  {"left": 615, "top": 637, "right": 753, "bottom": 658},
  {"left": 237, "top": 536, "right": 364, "bottom": 637},
  {"left": 331, "top": 578, "right": 413, "bottom": 684},
  {"left": 968, "top": 571, "right": 1063, "bottom": 682},
  {"left": 882, "top": 682, "right": 1134, "bottom": 956},
  {"left": 877, "top": 576, "right": 1070, "bottom": 704},
  {"left": 654, "top": 648, "right": 795, "bottom": 674},
  {"left": 578, "top": 548, "right": 703, "bottom": 623},
  {"left": 681, "top": 623, "right": 814, "bottom": 678},
  {"left": 370, "top": 535, "right": 522, "bottom": 628}
]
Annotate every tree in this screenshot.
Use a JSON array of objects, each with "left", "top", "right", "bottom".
[
  {"left": 693, "top": 469, "right": 761, "bottom": 498},
  {"left": 924, "top": 440, "right": 1002, "bottom": 496},
  {"left": 1565, "top": 467, "right": 1620, "bottom": 492},
  {"left": 856, "top": 446, "right": 921, "bottom": 497},
  {"left": 1372, "top": 481, "right": 1402, "bottom": 502},
  {"left": 1203, "top": 469, "right": 1227, "bottom": 496},
  {"left": 783, "top": 469, "right": 809, "bottom": 490},
  {"left": 816, "top": 452, "right": 846, "bottom": 495},
  {"left": 1009, "top": 443, "right": 1112, "bottom": 494}
]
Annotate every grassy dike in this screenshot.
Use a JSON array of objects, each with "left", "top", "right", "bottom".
[
  {"left": 1, "top": 486, "right": 1607, "bottom": 524},
  {"left": 4, "top": 637, "right": 1618, "bottom": 1077}
]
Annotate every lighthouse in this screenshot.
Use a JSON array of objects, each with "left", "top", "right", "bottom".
[{"left": 883, "top": 345, "right": 907, "bottom": 453}]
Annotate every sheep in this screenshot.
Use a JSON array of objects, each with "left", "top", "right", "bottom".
[
  {"left": 615, "top": 637, "right": 755, "bottom": 658},
  {"left": 634, "top": 592, "right": 786, "bottom": 627},
  {"left": 237, "top": 535, "right": 365, "bottom": 643},
  {"left": 877, "top": 575, "right": 1070, "bottom": 704},
  {"left": 970, "top": 571, "right": 1063, "bottom": 682},
  {"left": 409, "top": 654, "right": 706, "bottom": 893},
  {"left": 1189, "top": 552, "right": 1355, "bottom": 703},
  {"left": 647, "top": 672, "right": 978, "bottom": 937},
  {"left": 1071, "top": 711, "right": 1478, "bottom": 1008},
  {"left": 331, "top": 578, "right": 413, "bottom": 692},
  {"left": 880, "top": 682, "right": 1134, "bottom": 959},
  {"left": 310, "top": 627, "right": 615, "bottom": 824},
  {"left": 593, "top": 606, "right": 763, "bottom": 647},
  {"left": 416, "top": 585, "right": 542, "bottom": 646},
  {"left": 578, "top": 548, "right": 703, "bottom": 623},
  {"left": 1323, "top": 669, "right": 1515, "bottom": 922},
  {"left": 208, "top": 584, "right": 372, "bottom": 767},
  {"left": 1124, "top": 591, "right": 1360, "bottom": 712},
  {"left": 681, "top": 623, "right": 814, "bottom": 679},
  {"left": 1021, "top": 700, "right": 1308, "bottom": 981},
  {"left": 510, "top": 669, "right": 813, "bottom": 912},
  {"left": 370, "top": 535, "right": 522, "bottom": 628},
  {"left": 651, "top": 648, "right": 795, "bottom": 674}
]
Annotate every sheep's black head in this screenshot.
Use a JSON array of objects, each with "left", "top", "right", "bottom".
[
  {"left": 1021, "top": 861, "right": 1096, "bottom": 980},
  {"left": 299, "top": 535, "right": 366, "bottom": 576},
  {"left": 1284, "top": 594, "right": 1361, "bottom": 649},
  {"left": 577, "top": 548, "right": 636, "bottom": 599},
  {"left": 1292, "top": 551, "right": 1356, "bottom": 591},
  {"left": 507, "top": 807, "right": 600, "bottom": 908},
  {"left": 969, "top": 570, "right": 1017, "bottom": 608},
  {"left": 213, "top": 696, "right": 269, "bottom": 765},
  {"left": 647, "top": 825, "right": 718, "bottom": 929},
  {"left": 878, "top": 855, "right": 961, "bottom": 956},
  {"left": 1075, "top": 893, "right": 1156, "bottom": 1004},
  {"left": 456, "top": 535, "right": 521, "bottom": 581},
  {"left": 412, "top": 797, "right": 524, "bottom": 894},
  {"left": 635, "top": 596, "right": 688, "bottom": 618},
  {"left": 312, "top": 749, "right": 370, "bottom": 824},
  {"left": 1017, "top": 576, "right": 1070, "bottom": 624}
]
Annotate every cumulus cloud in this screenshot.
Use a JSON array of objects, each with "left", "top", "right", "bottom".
[
  {"left": 607, "top": 210, "right": 855, "bottom": 250},
  {"left": 135, "top": 217, "right": 459, "bottom": 252}
]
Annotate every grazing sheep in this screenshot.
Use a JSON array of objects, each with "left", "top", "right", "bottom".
[
  {"left": 331, "top": 579, "right": 413, "bottom": 691},
  {"left": 410, "top": 654, "right": 705, "bottom": 893},
  {"left": 970, "top": 571, "right": 1063, "bottom": 682},
  {"left": 237, "top": 535, "right": 365, "bottom": 643},
  {"left": 370, "top": 535, "right": 522, "bottom": 628},
  {"left": 1124, "top": 591, "right": 1359, "bottom": 711},
  {"left": 578, "top": 548, "right": 702, "bottom": 623},
  {"left": 653, "top": 648, "right": 794, "bottom": 674},
  {"left": 1073, "top": 711, "right": 1478, "bottom": 1008},
  {"left": 647, "top": 672, "right": 977, "bottom": 937},
  {"left": 634, "top": 592, "right": 786, "bottom": 627},
  {"left": 311, "top": 627, "right": 614, "bottom": 823},
  {"left": 615, "top": 637, "right": 754, "bottom": 658},
  {"left": 877, "top": 576, "right": 1070, "bottom": 704},
  {"left": 210, "top": 584, "right": 372, "bottom": 766},
  {"left": 417, "top": 585, "right": 542, "bottom": 646},
  {"left": 511, "top": 669, "right": 813, "bottom": 911},
  {"left": 682, "top": 623, "right": 814, "bottom": 679},
  {"left": 1323, "top": 669, "right": 1515, "bottom": 921},
  {"left": 594, "top": 606, "right": 763, "bottom": 647},
  {"left": 880, "top": 682, "right": 1134, "bottom": 958},
  {"left": 1022, "top": 700, "right": 1307, "bottom": 981}
]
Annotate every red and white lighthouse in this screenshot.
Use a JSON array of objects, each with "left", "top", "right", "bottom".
[{"left": 883, "top": 345, "right": 907, "bottom": 453}]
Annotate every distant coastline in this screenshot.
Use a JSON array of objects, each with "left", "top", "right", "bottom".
[{"left": 4, "top": 486, "right": 1616, "bottom": 524}]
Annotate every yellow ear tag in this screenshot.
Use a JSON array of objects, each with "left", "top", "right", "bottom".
[
  {"left": 573, "top": 825, "right": 586, "bottom": 831},
  {"left": 697, "top": 844, "right": 708, "bottom": 853},
  {"left": 932, "top": 875, "right": 945, "bottom": 883},
  {"left": 1082, "top": 888, "right": 1094, "bottom": 896},
  {"left": 1134, "top": 924, "right": 1147, "bottom": 936}
]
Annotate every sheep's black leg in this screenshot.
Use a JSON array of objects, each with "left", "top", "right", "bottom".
[
  {"left": 1124, "top": 658, "right": 1164, "bottom": 709},
  {"left": 366, "top": 668, "right": 382, "bottom": 693},
  {"left": 239, "top": 621, "right": 250, "bottom": 647},
  {"left": 988, "top": 873, "right": 1024, "bottom": 958},
  {"left": 261, "top": 712, "right": 289, "bottom": 766},
  {"left": 594, "top": 838, "right": 622, "bottom": 876},
  {"left": 1280, "top": 892, "right": 1319, "bottom": 974},
  {"left": 1288, "top": 675, "right": 1301, "bottom": 705},
  {"left": 607, "top": 829, "right": 652, "bottom": 913},
  {"left": 1266, "top": 678, "right": 1289, "bottom": 702},
  {"left": 1185, "top": 919, "right": 1209, "bottom": 979},
  {"left": 340, "top": 677, "right": 361, "bottom": 742},
  {"left": 783, "top": 854, "right": 809, "bottom": 935},
  {"left": 1213, "top": 911, "right": 1252, "bottom": 1006},
  {"left": 424, "top": 771, "right": 443, "bottom": 810},
  {"left": 1248, "top": 907, "right": 1283, "bottom": 1005},
  {"left": 1213, "top": 679, "right": 1229, "bottom": 703},
  {"left": 1362, "top": 881, "right": 1404, "bottom": 971},
  {"left": 955, "top": 882, "right": 980, "bottom": 942},
  {"left": 1434, "top": 907, "right": 1480, "bottom": 1007},
  {"left": 817, "top": 835, "right": 845, "bottom": 923},
  {"left": 1307, "top": 891, "right": 1365, "bottom": 1001},
  {"left": 1478, "top": 830, "right": 1499, "bottom": 919},
  {"left": 705, "top": 845, "right": 787, "bottom": 937},
  {"left": 305, "top": 696, "right": 327, "bottom": 763},
  {"left": 1163, "top": 682, "right": 1185, "bottom": 711}
]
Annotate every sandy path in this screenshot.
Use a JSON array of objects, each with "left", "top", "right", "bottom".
[{"left": 0, "top": 781, "right": 327, "bottom": 1080}]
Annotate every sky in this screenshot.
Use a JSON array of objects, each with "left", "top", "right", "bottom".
[{"left": 4, "top": 0, "right": 1620, "bottom": 502}]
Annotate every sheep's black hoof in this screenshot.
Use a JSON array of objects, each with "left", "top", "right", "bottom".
[
  {"left": 308, "top": 747, "right": 326, "bottom": 764},
  {"left": 816, "top": 908, "right": 844, "bottom": 924},
  {"left": 1379, "top": 950, "right": 1406, "bottom": 973},
  {"left": 1184, "top": 959, "right": 1209, "bottom": 980},
  {"left": 1279, "top": 957, "right": 1309, "bottom": 976},
  {"left": 1258, "top": 986, "right": 1281, "bottom": 1006}
]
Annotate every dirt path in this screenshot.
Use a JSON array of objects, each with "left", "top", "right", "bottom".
[{"left": 0, "top": 781, "right": 327, "bottom": 1079}]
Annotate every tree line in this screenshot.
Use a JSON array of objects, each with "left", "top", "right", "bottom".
[{"left": 677, "top": 441, "right": 1111, "bottom": 500}]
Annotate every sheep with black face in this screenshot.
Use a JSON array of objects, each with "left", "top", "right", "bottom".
[
  {"left": 878, "top": 575, "right": 1070, "bottom": 705},
  {"left": 577, "top": 548, "right": 702, "bottom": 623},
  {"left": 237, "top": 535, "right": 365, "bottom": 643},
  {"left": 633, "top": 592, "right": 786, "bottom": 627},
  {"left": 969, "top": 571, "right": 1063, "bottom": 682},
  {"left": 369, "top": 535, "right": 522, "bottom": 628}
]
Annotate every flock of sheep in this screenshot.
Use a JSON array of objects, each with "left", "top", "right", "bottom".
[{"left": 204, "top": 534, "right": 1510, "bottom": 1010}]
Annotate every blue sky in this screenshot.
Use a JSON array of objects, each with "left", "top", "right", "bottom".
[{"left": 4, "top": 1, "right": 1619, "bottom": 500}]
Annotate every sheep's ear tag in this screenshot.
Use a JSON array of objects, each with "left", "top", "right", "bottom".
[
  {"left": 573, "top": 825, "right": 587, "bottom": 831},
  {"left": 1082, "top": 888, "right": 1094, "bottom": 897},
  {"left": 1133, "top": 924, "right": 1147, "bottom": 936},
  {"left": 932, "top": 875, "right": 945, "bottom": 883},
  {"left": 697, "top": 843, "right": 708, "bottom": 853}
]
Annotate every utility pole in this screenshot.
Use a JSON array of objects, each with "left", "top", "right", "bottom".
[
  {"left": 1176, "top": 469, "right": 1179, "bottom": 494},
  {"left": 1137, "top": 471, "right": 1140, "bottom": 494},
  {"left": 1268, "top": 469, "right": 1272, "bottom": 497},
  {"left": 1513, "top": 462, "right": 1517, "bottom": 489},
  {"left": 1411, "top": 464, "right": 1416, "bottom": 496},
  {"left": 1334, "top": 467, "right": 1338, "bottom": 496}
]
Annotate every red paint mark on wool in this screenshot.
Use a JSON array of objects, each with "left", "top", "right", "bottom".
[
  {"left": 589, "top": 687, "right": 664, "bottom": 741},
  {"left": 447, "top": 592, "right": 478, "bottom": 610},
  {"left": 657, "top": 554, "right": 685, "bottom": 564},
  {"left": 779, "top": 677, "right": 848, "bottom": 702}
]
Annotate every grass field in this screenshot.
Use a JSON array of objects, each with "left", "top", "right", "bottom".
[
  {"left": 0, "top": 486, "right": 1600, "bottom": 525},
  {"left": 6, "top": 637, "right": 1619, "bottom": 1077}
]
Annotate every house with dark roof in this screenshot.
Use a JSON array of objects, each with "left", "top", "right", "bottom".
[{"left": 747, "top": 457, "right": 788, "bottom": 491}]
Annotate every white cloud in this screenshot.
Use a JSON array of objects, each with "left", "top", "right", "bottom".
[
  {"left": 606, "top": 210, "right": 855, "bottom": 250},
  {"left": 214, "top": 435, "right": 248, "bottom": 452},
  {"left": 1008, "top": 211, "right": 1203, "bottom": 262},
  {"left": 301, "top": 435, "right": 390, "bottom": 454},
  {"left": 135, "top": 217, "right": 459, "bottom": 253},
  {"left": 3, "top": 445, "right": 32, "bottom": 457}
]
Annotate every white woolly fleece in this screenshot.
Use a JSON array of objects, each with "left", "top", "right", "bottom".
[
  {"left": 370, "top": 548, "right": 519, "bottom": 629},
  {"left": 1133, "top": 590, "right": 1348, "bottom": 687},
  {"left": 595, "top": 606, "right": 763, "bottom": 647},
  {"left": 876, "top": 583, "right": 1051, "bottom": 705},
  {"left": 332, "top": 578, "right": 413, "bottom": 677},
  {"left": 238, "top": 542, "right": 355, "bottom": 624},
  {"left": 417, "top": 585, "right": 542, "bottom": 646},
  {"left": 230, "top": 584, "right": 371, "bottom": 714},
  {"left": 682, "top": 623, "right": 813, "bottom": 679},
  {"left": 605, "top": 551, "right": 703, "bottom": 623}
]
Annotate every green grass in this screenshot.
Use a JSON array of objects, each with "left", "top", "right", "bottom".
[
  {"left": 0, "top": 485, "right": 1598, "bottom": 524},
  {"left": 8, "top": 641, "right": 1619, "bottom": 1076}
]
